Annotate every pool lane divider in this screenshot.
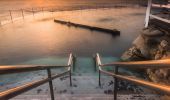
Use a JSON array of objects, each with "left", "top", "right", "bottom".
[{"left": 54, "top": 19, "right": 120, "bottom": 36}]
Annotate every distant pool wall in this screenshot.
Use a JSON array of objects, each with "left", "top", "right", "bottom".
[{"left": 54, "top": 19, "right": 120, "bottom": 36}]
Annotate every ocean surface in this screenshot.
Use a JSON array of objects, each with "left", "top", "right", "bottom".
[{"left": 0, "top": 0, "right": 143, "bottom": 10}]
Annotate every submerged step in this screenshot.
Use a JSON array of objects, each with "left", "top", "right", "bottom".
[
  {"left": 73, "top": 57, "right": 96, "bottom": 75},
  {"left": 54, "top": 19, "right": 120, "bottom": 36}
]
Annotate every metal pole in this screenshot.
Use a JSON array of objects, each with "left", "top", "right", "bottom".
[
  {"left": 99, "top": 70, "right": 101, "bottom": 87},
  {"left": 32, "top": 8, "right": 34, "bottom": 17},
  {"left": 126, "top": 0, "right": 127, "bottom": 6},
  {"left": 145, "top": 0, "right": 152, "bottom": 28},
  {"left": 73, "top": 56, "right": 76, "bottom": 71},
  {"left": 47, "top": 69, "right": 55, "bottom": 100},
  {"left": 21, "top": 9, "right": 24, "bottom": 19},
  {"left": 94, "top": 55, "right": 97, "bottom": 72},
  {"left": 42, "top": 7, "right": 44, "bottom": 16},
  {"left": 9, "top": 10, "right": 13, "bottom": 22},
  {"left": 69, "top": 69, "right": 72, "bottom": 86},
  {"left": 114, "top": 66, "right": 118, "bottom": 100},
  {"left": 51, "top": 8, "right": 53, "bottom": 15}
]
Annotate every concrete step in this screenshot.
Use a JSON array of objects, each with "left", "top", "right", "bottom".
[
  {"left": 20, "top": 76, "right": 115, "bottom": 95},
  {"left": 11, "top": 94, "right": 161, "bottom": 100}
]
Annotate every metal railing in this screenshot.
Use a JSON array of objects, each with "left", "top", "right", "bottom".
[
  {"left": 95, "top": 53, "right": 170, "bottom": 100},
  {"left": 0, "top": 53, "right": 75, "bottom": 100},
  {"left": 145, "top": 0, "right": 170, "bottom": 28},
  {"left": 0, "top": 1, "right": 147, "bottom": 26}
]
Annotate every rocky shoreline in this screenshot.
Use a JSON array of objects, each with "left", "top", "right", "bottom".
[{"left": 121, "top": 26, "right": 170, "bottom": 99}]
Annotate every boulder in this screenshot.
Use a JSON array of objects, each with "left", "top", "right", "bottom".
[
  {"left": 160, "top": 40, "right": 168, "bottom": 49},
  {"left": 122, "top": 28, "right": 170, "bottom": 85},
  {"left": 142, "top": 28, "right": 165, "bottom": 37},
  {"left": 133, "top": 34, "right": 150, "bottom": 58},
  {"left": 121, "top": 46, "right": 146, "bottom": 61}
]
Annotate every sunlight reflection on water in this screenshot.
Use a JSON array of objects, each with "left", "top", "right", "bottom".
[{"left": 0, "top": 7, "right": 145, "bottom": 64}]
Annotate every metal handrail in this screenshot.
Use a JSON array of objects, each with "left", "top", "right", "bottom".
[
  {"left": 145, "top": 0, "right": 170, "bottom": 28},
  {"left": 96, "top": 53, "right": 170, "bottom": 69},
  {"left": 95, "top": 53, "right": 170, "bottom": 100},
  {"left": 0, "top": 65, "right": 68, "bottom": 75},
  {"left": 0, "top": 53, "right": 74, "bottom": 100},
  {"left": 150, "top": 14, "right": 170, "bottom": 24},
  {"left": 0, "top": 1, "right": 146, "bottom": 26},
  {"left": 101, "top": 59, "right": 170, "bottom": 69}
]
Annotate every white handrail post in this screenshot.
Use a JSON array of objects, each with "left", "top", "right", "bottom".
[{"left": 145, "top": 0, "right": 152, "bottom": 28}]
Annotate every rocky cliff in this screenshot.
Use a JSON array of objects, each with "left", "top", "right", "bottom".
[{"left": 122, "top": 26, "right": 170, "bottom": 84}]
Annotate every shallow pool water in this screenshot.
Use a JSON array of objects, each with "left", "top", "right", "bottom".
[{"left": 0, "top": 7, "right": 145, "bottom": 65}]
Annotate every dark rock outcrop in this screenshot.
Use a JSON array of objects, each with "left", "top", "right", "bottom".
[{"left": 121, "top": 27, "right": 170, "bottom": 84}]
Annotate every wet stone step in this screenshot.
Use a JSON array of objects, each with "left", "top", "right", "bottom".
[{"left": 11, "top": 94, "right": 161, "bottom": 100}]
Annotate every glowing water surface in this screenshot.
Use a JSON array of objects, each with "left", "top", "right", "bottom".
[{"left": 0, "top": 7, "right": 145, "bottom": 65}]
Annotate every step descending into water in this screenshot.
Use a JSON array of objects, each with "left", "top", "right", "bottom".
[
  {"left": 73, "top": 57, "right": 96, "bottom": 75},
  {"left": 11, "top": 94, "right": 161, "bottom": 100},
  {"left": 9, "top": 57, "right": 161, "bottom": 100}
]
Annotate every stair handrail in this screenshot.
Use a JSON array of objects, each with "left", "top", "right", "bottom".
[
  {"left": 95, "top": 53, "right": 170, "bottom": 100},
  {"left": 0, "top": 53, "right": 74, "bottom": 100},
  {"left": 101, "top": 59, "right": 170, "bottom": 69}
]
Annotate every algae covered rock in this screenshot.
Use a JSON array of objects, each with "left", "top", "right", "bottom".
[
  {"left": 122, "top": 27, "right": 170, "bottom": 85},
  {"left": 121, "top": 46, "right": 146, "bottom": 61}
]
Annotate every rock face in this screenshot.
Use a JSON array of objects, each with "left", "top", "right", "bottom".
[
  {"left": 121, "top": 27, "right": 170, "bottom": 85},
  {"left": 147, "top": 39, "right": 170, "bottom": 84}
]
